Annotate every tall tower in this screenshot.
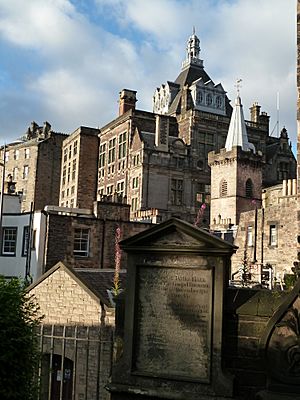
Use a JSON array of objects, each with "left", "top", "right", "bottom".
[{"left": 208, "top": 91, "right": 263, "bottom": 230}]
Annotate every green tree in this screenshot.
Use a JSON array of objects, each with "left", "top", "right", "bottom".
[{"left": 0, "top": 276, "right": 42, "bottom": 399}]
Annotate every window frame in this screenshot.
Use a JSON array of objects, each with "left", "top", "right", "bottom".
[
  {"left": 2, "top": 227, "right": 18, "bottom": 256},
  {"left": 73, "top": 228, "right": 90, "bottom": 258}
]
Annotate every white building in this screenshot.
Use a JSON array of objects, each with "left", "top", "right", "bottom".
[{"left": 0, "top": 194, "right": 46, "bottom": 281}]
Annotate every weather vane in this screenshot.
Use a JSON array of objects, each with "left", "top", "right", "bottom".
[{"left": 235, "top": 78, "right": 242, "bottom": 96}]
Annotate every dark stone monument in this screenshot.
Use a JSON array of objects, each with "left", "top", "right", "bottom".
[
  {"left": 257, "top": 278, "right": 300, "bottom": 400},
  {"left": 107, "top": 218, "right": 237, "bottom": 400}
]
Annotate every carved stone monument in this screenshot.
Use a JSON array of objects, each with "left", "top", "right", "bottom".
[
  {"left": 107, "top": 218, "right": 237, "bottom": 400},
  {"left": 257, "top": 278, "right": 300, "bottom": 400}
]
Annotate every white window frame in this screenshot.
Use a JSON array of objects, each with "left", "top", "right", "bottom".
[
  {"left": 73, "top": 228, "right": 90, "bottom": 257},
  {"left": 2, "top": 227, "right": 17, "bottom": 256}
]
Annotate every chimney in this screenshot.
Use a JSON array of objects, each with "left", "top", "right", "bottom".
[
  {"left": 250, "top": 102, "right": 261, "bottom": 123},
  {"left": 119, "top": 89, "right": 137, "bottom": 116},
  {"left": 155, "top": 115, "right": 169, "bottom": 151}
]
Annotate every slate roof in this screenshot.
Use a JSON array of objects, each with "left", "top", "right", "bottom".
[
  {"left": 175, "top": 64, "right": 211, "bottom": 87},
  {"left": 27, "top": 262, "right": 127, "bottom": 308},
  {"left": 76, "top": 269, "right": 126, "bottom": 307}
]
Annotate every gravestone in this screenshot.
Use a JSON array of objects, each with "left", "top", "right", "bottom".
[
  {"left": 107, "top": 218, "right": 237, "bottom": 400},
  {"left": 257, "top": 278, "right": 300, "bottom": 400}
]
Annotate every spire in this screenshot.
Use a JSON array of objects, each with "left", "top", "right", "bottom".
[
  {"left": 182, "top": 29, "right": 203, "bottom": 69},
  {"left": 225, "top": 80, "right": 252, "bottom": 152}
]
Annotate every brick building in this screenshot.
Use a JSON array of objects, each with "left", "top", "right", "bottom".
[
  {"left": 59, "top": 126, "right": 99, "bottom": 210},
  {"left": 96, "top": 32, "right": 296, "bottom": 224},
  {"left": 0, "top": 121, "right": 66, "bottom": 211}
]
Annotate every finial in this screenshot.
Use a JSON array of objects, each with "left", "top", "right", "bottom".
[
  {"left": 234, "top": 78, "right": 242, "bottom": 96},
  {"left": 193, "top": 26, "right": 196, "bottom": 35}
]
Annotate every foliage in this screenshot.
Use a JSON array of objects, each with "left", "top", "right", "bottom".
[
  {"left": 112, "top": 225, "right": 122, "bottom": 296},
  {"left": 284, "top": 274, "right": 297, "bottom": 291},
  {"left": 0, "top": 276, "right": 42, "bottom": 399}
]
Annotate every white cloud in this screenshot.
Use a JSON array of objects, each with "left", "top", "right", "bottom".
[{"left": 0, "top": 0, "right": 297, "bottom": 150}]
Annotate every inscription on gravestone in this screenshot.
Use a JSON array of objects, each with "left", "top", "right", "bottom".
[{"left": 134, "top": 266, "right": 212, "bottom": 382}]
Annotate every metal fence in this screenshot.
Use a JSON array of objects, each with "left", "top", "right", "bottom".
[{"left": 36, "top": 324, "right": 113, "bottom": 400}]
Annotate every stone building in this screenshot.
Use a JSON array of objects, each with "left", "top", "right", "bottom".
[
  {"left": 42, "top": 199, "right": 151, "bottom": 272},
  {"left": 208, "top": 88, "right": 298, "bottom": 282},
  {"left": 96, "top": 32, "right": 296, "bottom": 224},
  {"left": 59, "top": 126, "right": 99, "bottom": 210},
  {"left": 27, "top": 261, "right": 123, "bottom": 400},
  {"left": 0, "top": 121, "right": 66, "bottom": 211}
]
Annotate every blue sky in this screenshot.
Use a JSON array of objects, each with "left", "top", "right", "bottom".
[{"left": 0, "top": 0, "right": 297, "bottom": 153}]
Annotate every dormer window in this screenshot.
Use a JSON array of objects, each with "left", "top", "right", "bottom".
[
  {"left": 196, "top": 91, "right": 203, "bottom": 104},
  {"left": 216, "top": 96, "right": 223, "bottom": 108},
  {"left": 206, "top": 93, "right": 212, "bottom": 106}
]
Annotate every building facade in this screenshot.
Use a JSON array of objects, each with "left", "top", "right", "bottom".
[
  {"left": 59, "top": 126, "right": 99, "bottom": 210},
  {"left": 1, "top": 121, "right": 66, "bottom": 211},
  {"left": 95, "top": 33, "right": 296, "bottom": 224}
]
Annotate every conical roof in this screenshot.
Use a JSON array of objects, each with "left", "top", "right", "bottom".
[{"left": 225, "top": 95, "right": 251, "bottom": 151}]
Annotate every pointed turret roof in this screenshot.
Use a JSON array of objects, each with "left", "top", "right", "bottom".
[{"left": 225, "top": 95, "right": 252, "bottom": 152}]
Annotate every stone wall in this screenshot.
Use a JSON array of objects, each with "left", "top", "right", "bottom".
[
  {"left": 223, "top": 288, "right": 287, "bottom": 399},
  {"left": 231, "top": 183, "right": 298, "bottom": 278},
  {"left": 29, "top": 267, "right": 102, "bottom": 324},
  {"left": 44, "top": 212, "right": 151, "bottom": 271}
]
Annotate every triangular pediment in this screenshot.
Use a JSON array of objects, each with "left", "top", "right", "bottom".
[{"left": 120, "top": 218, "right": 236, "bottom": 254}]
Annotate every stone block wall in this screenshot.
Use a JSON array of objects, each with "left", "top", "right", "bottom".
[
  {"left": 35, "top": 134, "right": 66, "bottom": 211},
  {"left": 29, "top": 268, "right": 101, "bottom": 325}
]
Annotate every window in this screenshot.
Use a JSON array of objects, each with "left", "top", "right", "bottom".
[
  {"left": 22, "top": 226, "right": 30, "bottom": 257},
  {"left": 107, "top": 185, "right": 114, "bottom": 195},
  {"left": 24, "top": 148, "right": 30, "bottom": 159},
  {"left": 206, "top": 93, "right": 212, "bottom": 106},
  {"left": 73, "top": 140, "right": 78, "bottom": 156},
  {"left": 74, "top": 228, "right": 90, "bottom": 257},
  {"left": 99, "top": 143, "right": 106, "bottom": 168},
  {"left": 63, "top": 148, "right": 68, "bottom": 162},
  {"left": 23, "top": 165, "right": 29, "bottom": 179},
  {"left": 13, "top": 167, "right": 19, "bottom": 181},
  {"left": 220, "top": 179, "right": 228, "bottom": 197},
  {"left": 5, "top": 151, "right": 9, "bottom": 162},
  {"left": 196, "top": 183, "right": 211, "bottom": 205},
  {"left": 67, "top": 163, "right": 71, "bottom": 183},
  {"left": 171, "top": 179, "right": 183, "bottom": 205},
  {"left": 62, "top": 165, "right": 66, "bottom": 185},
  {"left": 14, "top": 150, "right": 19, "bottom": 160},
  {"left": 132, "top": 176, "right": 139, "bottom": 189},
  {"left": 117, "top": 181, "right": 125, "bottom": 196},
  {"left": 108, "top": 138, "right": 116, "bottom": 164},
  {"left": 247, "top": 226, "right": 253, "bottom": 247},
  {"left": 270, "top": 225, "right": 277, "bottom": 246},
  {"left": 2, "top": 227, "right": 17, "bottom": 256},
  {"left": 196, "top": 90, "right": 203, "bottom": 104},
  {"left": 71, "top": 186, "right": 75, "bottom": 195},
  {"left": 68, "top": 145, "right": 72, "bottom": 159},
  {"left": 215, "top": 96, "right": 223, "bottom": 108},
  {"left": 133, "top": 154, "right": 140, "bottom": 166},
  {"left": 245, "top": 179, "right": 253, "bottom": 198},
  {"left": 72, "top": 159, "right": 76, "bottom": 181},
  {"left": 131, "top": 197, "right": 138, "bottom": 211},
  {"left": 118, "top": 132, "right": 127, "bottom": 159}
]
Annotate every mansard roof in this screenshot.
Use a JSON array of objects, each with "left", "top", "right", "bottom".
[{"left": 174, "top": 63, "right": 211, "bottom": 88}]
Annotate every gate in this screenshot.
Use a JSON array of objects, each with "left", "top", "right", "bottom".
[{"left": 37, "top": 324, "right": 113, "bottom": 400}]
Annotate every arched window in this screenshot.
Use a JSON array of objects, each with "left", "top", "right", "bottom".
[
  {"left": 245, "top": 178, "right": 253, "bottom": 198},
  {"left": 206, "top": 93, "right": 212, "bottom": 106},
  {"left": 220, "top": 179, "right": 228, "bottom": 197}
]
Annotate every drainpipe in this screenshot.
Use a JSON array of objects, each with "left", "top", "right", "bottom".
[
  {"left": 0, "top": 144, "right": 6, "bottom": 252},
  {"left": 253, "top": 206, "right": 258, "bottom": 263}
]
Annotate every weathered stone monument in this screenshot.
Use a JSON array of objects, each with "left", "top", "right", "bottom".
[
  {"left": 257, "top": 278, "right": 300, "bottom": 400},
  {"left": 107, "top": 218, "right": 237, "bottom": 399}
]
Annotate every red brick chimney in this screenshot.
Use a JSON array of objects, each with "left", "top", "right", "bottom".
[{"left": 119, "top": 89, "right": 137, "bottom": 116}]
